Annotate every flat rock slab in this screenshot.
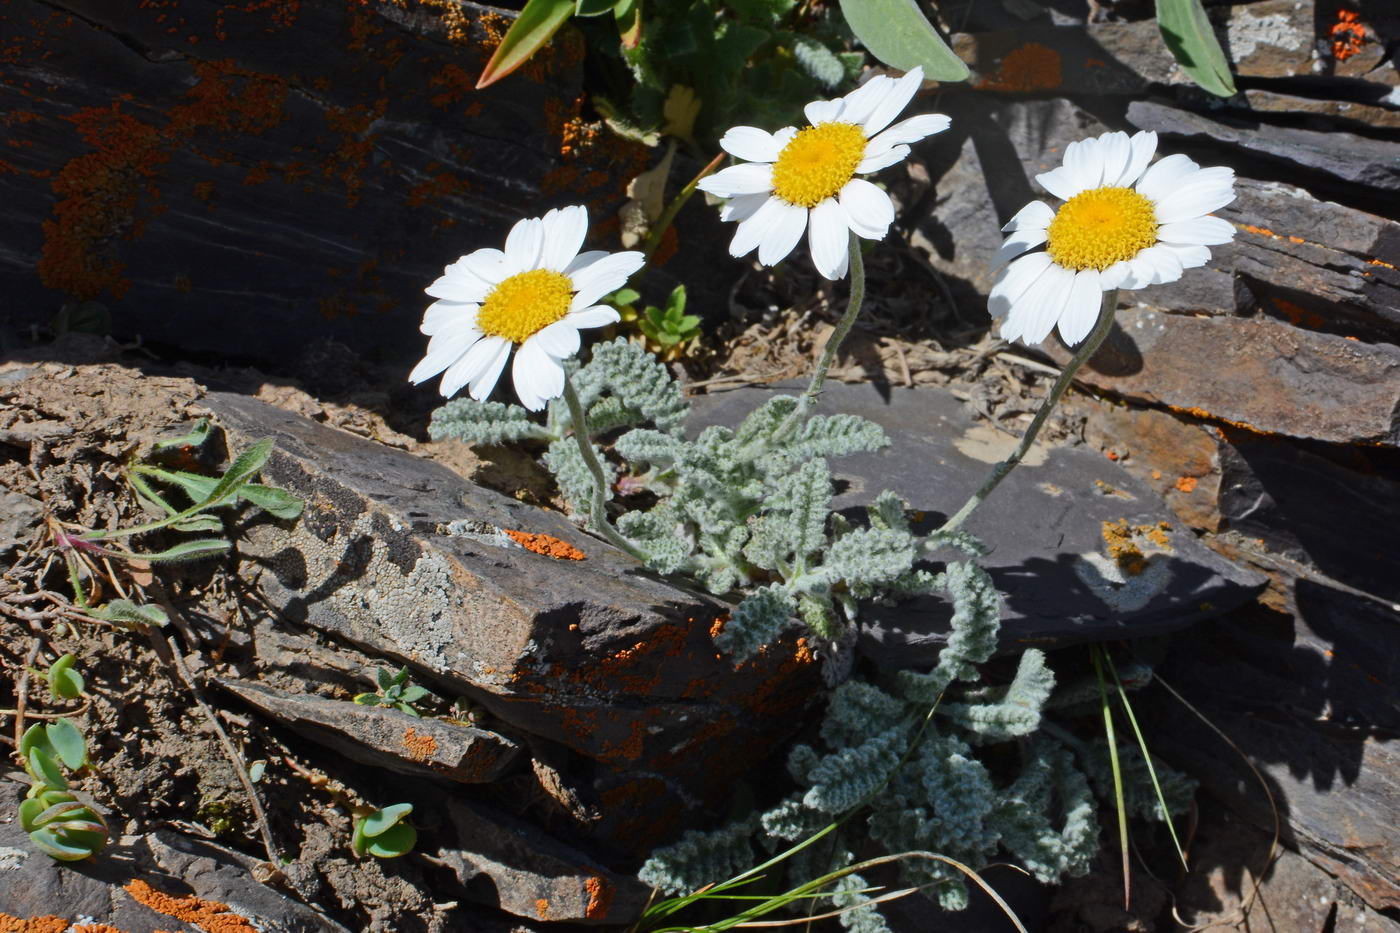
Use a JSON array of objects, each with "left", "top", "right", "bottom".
[
  {"left": 691, "top": 383, "right": 1265, "bottom": 668},
  {"left": 207, "top": 392, "right": 822, "bottom": 808},
  {"left": 219, "top": 679, "right": 523, "bottom": 784},
  {"left": 0, "top": 779, "right": 348, "bottom": 932}
]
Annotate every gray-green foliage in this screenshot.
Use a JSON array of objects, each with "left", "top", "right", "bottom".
[
  {"left": 640, "top": 560, "right": 1188, "bottom": 921},
  {"left": 429, "top": 338, "right": 936, "bottom": 659}
]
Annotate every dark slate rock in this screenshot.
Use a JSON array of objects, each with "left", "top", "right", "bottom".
[
  {"left": 690, "top": 382, "right": 1266, "bottom": 669},
  {"left": 1150, "top": 582, "right": 1400, "bottom": 912},
  {"left": 205, "top": 391, "right": 823, "bottom": 823},
  {"left": 219, "top": 678, "right": 524, "bottom": 784},
  {"left": 437, "top": 796, "right": 651, "bottom": 924},
  {"left": 1044, "top": 306, "right": 1400, "bottom": 448},
  {"left": 0, "top": 778, "right": 349, "bottom": 932},
  {"left": 0, "top": 489, "right": 42, "bottom": 558}
]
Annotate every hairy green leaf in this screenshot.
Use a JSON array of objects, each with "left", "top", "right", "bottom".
[
  {"left": 837, "top": 0, "right": 969, "bottom": 80},
  {"left": 1156, "top": 0, "right": 1236, "bottom": 97}
]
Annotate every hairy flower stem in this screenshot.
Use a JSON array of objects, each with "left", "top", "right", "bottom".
[
  {"left": 561, "top": 375, "right": 649, "bottom": 561},
  {"left": 937, "top": 289, "right": 1119, "bottom": 535}
]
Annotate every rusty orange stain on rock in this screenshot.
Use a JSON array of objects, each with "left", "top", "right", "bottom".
[
  {"left": 584, "top": 875, "right": 615, "bottom": 920},
  {"left": 503, "top": 529, "right": 585, "bottom": 560},
  {"left": 123, "top": 879, "right": 259, "bottom": 933},
  {"left": 402, "top": 726, "right": 437, "bottom": 761},
  {"left": 979, "top": 43, "right": 1062, "bottom": 92}
]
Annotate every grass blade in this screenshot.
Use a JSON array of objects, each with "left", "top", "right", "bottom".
[
  {"left": 476, "top": 0, "right": 575, "bottom": 88},
  {"left": 1105, "top": 653, "right": 1188, "bottom": 870},
  {"left": 1093, "top": 646, "right": 1131, "bottom": 910}
]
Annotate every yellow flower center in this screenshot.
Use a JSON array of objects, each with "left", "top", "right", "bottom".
[
  {"left": 1045, "top": 186, "right": 1159, "bottom": 271},
  {"left": 770, "top": 122, "right": 868, "bottom": 209},
  {"left": 476, "top": 269, "right": 573, "bottom": 343}
]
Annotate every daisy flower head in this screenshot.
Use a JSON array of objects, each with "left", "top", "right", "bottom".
[
  {"left": 990, "top": 130, "right": 1237, "bottom": 347},
  {"left": 409, "top": 206, "right": 643, "bottom": 411},
  {"left": 696, "top": 67, "right": 950, "bottom": 280}
]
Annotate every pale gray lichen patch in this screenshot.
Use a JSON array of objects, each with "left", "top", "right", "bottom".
[
  {"left": 0, "top": 845, "right": 27, "bottom": 871},
  {"left": 1227, "top": 9, "right": 1304, "bottom": 60}
]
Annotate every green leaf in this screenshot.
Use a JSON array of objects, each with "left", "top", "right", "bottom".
[
  {"left": 169, "top": 514, "right": 224, "bottom": 533},
  {"left": 399, "top": 685, "right": 431, "bottom": 704},
  {"left": 46, "top": 719, "right": 87, "bottom": 770},
  {"left": 88, "top": 599, "right": 169, "bottom": 628},
  {"left": 19, "top": 722, "right": 48, "bottom": 761},
  {"left": 1156, "top": 0, "right": 1236, "bottom": 97},
  {"left": 51, "top": 302, "right": 111, "bottom": 337},
  {"left": 28, "top": 748, "right": 67, "bottom": 791},
  {"left": 364, "top": 820, "right": 417, "bottom": 858},
  {"left": 154, "top": 418, "right": 212, "bottom": 451},
  {"left": 376, "top": 668, "right": 395, "bottom": 691},
  {"left": 239, "top": 483, "right": 304, "bottom": 519},
  {"left": 791, "top": 35, "right": 848, "bottom": 90},
  {"left": 198, "top": 439, "right": 273, "bottom": 510},
  {"left": 29, "top": 827, "right": 98, "bottom": 860},
  {"left": 129, "top": 538, "right": 231, "bottom": 563},
  {"left": 665, "top": 285, "right": 686, "bottom": 314},
  {"left": 248, "top": 760, "right": 266, "bottom": 783},
  {"left": 48, "top": 654, "right": 84, "bottom": 701},
  {"left": 477, "top": 0, "right": 575, "bottom": 88},
  {"left": 18, "top": 796, "right": 46, "bottom": 831},
  {"left": 576, "top": 0, "right": 614, "bottom": 16},
  {"left": 362, "top": 803, "right": 413, "bottom": 837},
  {"left": 353, "top": 693, "right": 382, "bottom": 707},
  {"left": 609, "top": 287, "right": 642, "bottom": 306},
  {"left": 837, "top": 0, "right": 970, "bottom": 81}
]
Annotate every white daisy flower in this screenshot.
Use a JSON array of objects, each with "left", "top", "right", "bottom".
[
  {"left": 696, "top": 66, "right": 950, "bottom": 280},
  {"left": 409, "top": 206, "right": 643, "bottom": 411},
  {"left": 990, "top": 129, "right": 1237, "bottom": 347}
]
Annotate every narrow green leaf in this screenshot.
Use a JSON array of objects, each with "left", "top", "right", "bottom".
[
  {"left": 576, "top": 0, "right": 614, "bottom": 16},
  {"left": 46, "top": 719, "right": 87, "bottom": 770},
  {"left": 1107, "top": 654, "right": 1189, "bottom": 870},
  {"left": 239, "top": 483, "right": 304, "bottom": 519},
  {"left": 476, "top": 0, "right": 575, "bottom": 88},
  {"left": 170, "top": 514, "right": 225, "bottom": 533},
  {"left": 837, "top": 0, "right": 969, "bottom": 81},
  {"left": 154, "top": 418, "right": 212, "bottom": 451},
  {"left": 1093, "top": 646, "right": 1131, "bottom": 910},
  {"left": 198, "top": 439, "right": 273, "bottom": 510},
  {"left": 362, "top": 803, "right": 413, "bottom": 837},
  {"left": 89, "top": 599, "right": 169, "bottom": 628},
  {"left": 28, "top": 800, "right": 88, "bottom": 828},
  {"left": 128, "top": 538, "right": 231, "bottom": 563},
  {"left": 1156, "top": 0, "right": 1236, "bottom": 97}
]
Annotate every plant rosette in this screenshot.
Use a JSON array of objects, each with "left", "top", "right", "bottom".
[
  {"left": 697, "top": 66, "right": 950, "bottom": 279},
  {"left": 352, "top": 803, "right": 417, "bottom": 859},
  {"left": 990, "top": 130, "right": 1237, "bottom": 346},
  {"left": 410, "top": 206, "right": 645, "bottom": 410}
]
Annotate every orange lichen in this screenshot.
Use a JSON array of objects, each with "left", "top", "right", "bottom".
[
  {"left": 1368, "top": 257, "right": 1397, "bottom": 271},
  {"left": 1241, "top": 223, "right": 1279, "bottom": 238},
  {"left": 0, "top": 916, "right": 70, "bottom": 933},
  {"left": 1174, "top": 476, "right": 1198, "bottom": 493},
  {"left": 402, "top": 726, "right": 438, "bottom": 761},
  {"left": 535, "top": 899, "right": 551, "bottom": 920},
  {"left": 122, "top": 880, "right": 259, "bottom": 933},
  {"left": 584, "top": 875, "right": 615, "bottom": 920},
  {"left": 980, "top": 43, "right": 1062, "bottom": 93},
  {"left": 504, "top": 529, "right": 585, "bottom": 560},
  {"left": 72, "top": 926, "right": 126, "bottom": 933},
  {"left": 1329, "top": 10, "right": 1367, "bottom": 61},
  {"left": 1271, "top": 298, "right": 1326, "bottom": 330},
  {"left": 1101, "top": 519, "right": 1172, "bottom": 576},
  {"left": 1168, "top": 404, "right": 1268, "bottom": 436}
]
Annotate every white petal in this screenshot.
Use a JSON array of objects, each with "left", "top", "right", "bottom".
[
  {"left": 1100, "top": 260, "right": 1133, "bottom": 290},
  {"left": 720, "top": 126, "right": 787, "bottom": 162},
  {"left": 467, "top": 337, "right": 513, "bottom": 402},
  {"left": 807, "top": 199, "right": 850, "bottom": 280},
  {"left": 804, "top": 99, "right": 843, "bottom": 126},
  {"left": 1096, "top": 132, "right": 1132, "bottom": 193},
  {"left": 1035, "top": 166, "right": 1085, "bottom": 202},
  {"left": 856, "top": 144, "right": 909, "bottom": 175},
  {"left": 992, "top": 228, "right": 1048, "bottom": 269},
  {"left": 860, "top": 66, "right": 924, "bottom": 137},
  {"left": 1132, "top": 245, "right": 1184, "bottom": 285},
  {"left": 697, "top": 162, "right": 774, "bottom": 198},
  {"left": 729, "top": 196, "right": 788, "bottom": 259},
  {"left": 1135, "top": 153, "right": 1201, "bottom": 203},
  {"left": 566, "top": 305, "right": 622, "bottom": 329},
  {"left": 1057, "top": 269, "right": 1103, "bottom": 346},
  {"left": 989, "top": 252, "right": 1054, "bottom": 319},
  {"left": 409, "top": 327, "right": 482, "bottom": 384},
  {"left": 1152, "top": 168, "right": 1236, "bottom": 224},
  {"left": 1023, "top": 262, "right": 1078, "bottom": 346},
  {"left": 1161, "top": 243, "right": 1212, "bottom": 269},
  {"left": 503, "top": 217, "right": 545, "bottom": 273},
  {"left": 440, "top": 334, "right": 505, "bottom": 398},
  {"left": 533, "top": 318, "right": 582, "bottom": 358},
  {"left": 1061, "top": 137, "right": 1105, "bottom": 191},
  {"left": 425, "top": 275, "right": 491, "bottom": 303},
  {"left": 512, "top": 339, "right": 564, "bottom": 411},
  {"left": 1115, "top": 131, "right": 1157, "bottom": 187},
  {"left": 421, "top": 299, "right": 478, "bottom": 335},
  {"left": 1001, "top": 200, "right": 1054, "bottom": 233},
  {"left": 539, "top": 205, "right": 588, "bottom": 272},
  {"left": 720, "top": 191, "right": 772, "bottom": 223},
  {"left": 758, "top": 200, "right": 808, "bottom": 267},
  {"left": 564, "top": 250, "right": 611, "bottom": 276},
  {"left": 834, "top": 74, "right": 893, "bottom": 127},
  {"left": 569, "top": 251, "right": 646, "bottom": 310},
  {"left": 867, "top": 112, "right": 950, "bottom": 150},
  {"left": 449, "top": 247, "right": 510, "bottom": 286},
  {"left": 1158, "top": 216, "right": 1235, "bottom": 246},
  {"left": 838, "top": 178, "right": 895, "bottom": 240}
]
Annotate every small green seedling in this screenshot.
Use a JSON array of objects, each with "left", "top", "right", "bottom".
[
  {"left": 352, "top": 803, "right": 416, "bottom": 858},
  {"left": 354, "top": 667, "right": 431, "bottom": 717},
  {"left": 610, "top": 286, "right": 701, "bottom": 361},
  {"left": 18, "top": 720, "right": 108, "bottom": 861},
  {"left": 46, "top": 653, "right": 85, "bottom": 701}
]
